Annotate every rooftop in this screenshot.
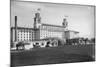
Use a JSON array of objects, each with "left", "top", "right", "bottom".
[
  {"left": 42, "top": 23, "right": 65, "bottom": 28},
  {"left": 65, "top": 30, "right": 79, "bottom": 33}
]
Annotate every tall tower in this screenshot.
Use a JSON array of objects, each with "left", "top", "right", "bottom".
[
  {"left": 15, "top": 16, "right": 17, "bottom": 42},
  {"left": 62, "top": 16, "right": 69, "bottom": 41},
  {"left": 62, "top": 16, "right": 68, "bottom": 30},
  {"left": 33, "top": 8, "right": 41, "bottom": 40},
  {"left": 34, "top": 8, "right": 41, "bottom": 29}
]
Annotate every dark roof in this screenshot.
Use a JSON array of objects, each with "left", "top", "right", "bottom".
[
  {"left": 11, "top": 27, "right": 39, "bottom": 30},
  {"left": 42, "top": 23, "right": 65, "bottom": 28},
  {"left": 65, "top": 30, "right": 79, "bottom": 33}
]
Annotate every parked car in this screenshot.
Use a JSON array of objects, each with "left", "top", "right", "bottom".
[{"left": 24, "top": 42, "right": 33, "bottom": 50}]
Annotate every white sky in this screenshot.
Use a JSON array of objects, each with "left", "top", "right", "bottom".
[{"left": 11, "top": 0, "right": 95, "bottom": 38}]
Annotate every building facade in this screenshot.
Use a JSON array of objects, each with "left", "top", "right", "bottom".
[
  {"left": 64, "top": 30, "right": 79, "bottom": 39},
  {"left": 11, "top": 9, "right": 79, "bottom": 43}
]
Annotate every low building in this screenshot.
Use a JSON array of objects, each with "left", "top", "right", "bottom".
[{"left": 64, "top": 30, "right": 79, "bottom": 39}]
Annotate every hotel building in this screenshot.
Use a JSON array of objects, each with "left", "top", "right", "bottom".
[{"left": 11, "top": 9, "right": 79, "bottom": 43}]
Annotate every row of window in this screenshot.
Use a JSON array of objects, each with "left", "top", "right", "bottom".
[
  {"left": 18, "top": 30, "right": 34, "bottom": 33},
  {"left": 17, "top": 31, "right": 34, "bottom": 41},
  {"left": 40, "top": 30, "right": 63, "bottom": 39},
  {"left": 41, "top": 26, "right": 64, "bottom": 31},
  {"left": 13, "top": 28, "right": 63, "bottom": 41},
  {"left": 18, "top": 33, "right": 33, "bottom": 36}
]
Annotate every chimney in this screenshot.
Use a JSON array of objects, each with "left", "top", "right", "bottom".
[{"left": 15, "top": 16, "right": 17, "bottom": 42}]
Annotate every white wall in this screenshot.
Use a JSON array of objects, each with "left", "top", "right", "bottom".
[{"left": 40, "top": 30, "right": 63, "bottom": 39}]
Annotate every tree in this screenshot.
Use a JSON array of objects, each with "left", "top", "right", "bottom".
[
  {"left": 16, "top": 41, "right": 25, "bottom": 50},
  {"left": 84, "top": 38, "right": 88, "bottom": 45},
  {"left": 91, "top": 38, "right": 95, "bottom": 44}
]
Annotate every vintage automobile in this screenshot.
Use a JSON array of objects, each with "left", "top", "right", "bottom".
[{"left": 24, "top": 42, "right": 33, "bottom": 50}]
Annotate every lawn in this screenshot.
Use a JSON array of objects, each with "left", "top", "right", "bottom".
[{"left": 11, "top": 44, "right": 95, "bottom": 67}]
